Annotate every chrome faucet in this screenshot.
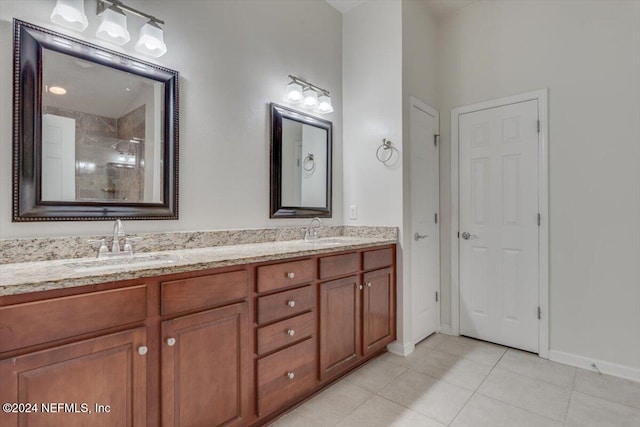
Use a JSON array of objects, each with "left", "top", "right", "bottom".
[
  {"left": 304, "top": 217, "right": 323, "bottom": 241},
  {"left": 112, "top": 219, "right": 125, "bottom": 253},
  {"left": 87, "top": 219, "right": 141, "bottom": 258}
]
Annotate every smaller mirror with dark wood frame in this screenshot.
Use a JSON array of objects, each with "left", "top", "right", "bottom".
[
  {"left": 13, "top": 20, "right": 179, "bottom": 221},
  {"left": 270, "top": 103, "right": 332, "bottom": 218}
]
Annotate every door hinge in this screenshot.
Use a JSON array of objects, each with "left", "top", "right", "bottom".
[
  {"left": 537, "top": 306, "right": 541, "bottom": 320},
  {"left": 537, "top": 120, "right": 540, "bottom": 133},
  {"left": 457, "top": 231, "right": 460, "bottom": 238},
  {"left": 435, "top": 213, "right": 438, "bottom": 224},
  {"left": 537, "top": 213, "right": 541, "bottom": 226},
  {"left": 434, "top": 134, "right": 440, "bottom": 146},
  {"left": 435, "top": 291, "right": 439, "bottom": 302}
]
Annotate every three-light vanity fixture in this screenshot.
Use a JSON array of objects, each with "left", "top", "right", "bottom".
[
  {"left": 50, "top": 0, "right": 167, "bottom": 57},
  {"left": 284, "top": 75, "right": 334, "bottom": 114}
]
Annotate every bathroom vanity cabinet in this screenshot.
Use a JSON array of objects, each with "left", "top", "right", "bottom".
[{"left": 0, "top": 244, "right": 395, "bottom": 427}]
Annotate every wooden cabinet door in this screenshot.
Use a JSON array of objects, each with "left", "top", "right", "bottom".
[
  {"left": 363, "top": 268, "right": 395, "bottom": 356},
  {"left": 0, "top": 327, "right": 147, "bottom": 427},
  {"left": 319, "top": 275, "right": 361, "bottom": 380},
  {"left": 161, "top": 302, "right": 250, "bottom": 427}
]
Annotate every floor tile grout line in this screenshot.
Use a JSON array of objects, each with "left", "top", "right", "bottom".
[
  {"left": 474, "top": 391, "right": 565, "bottom": 425},
  {"left": 446, "top": 345, "right": 509, "bottom": 426},
  {"left": 372, "top": 393, "right": 446, "bottom": 427}
]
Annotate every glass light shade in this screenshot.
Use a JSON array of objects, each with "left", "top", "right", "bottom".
[
  {"left": 135, "top": 21, "right": 167, "bottom": 58},
  {"left": 96, "top": 6, "right": 130, "bottom": 46},
  {"left": 316, "top": 93, "right": 334, "bottom": 113},
  {"left": 50, "top": 0, "right": 88, "bottom": 32},
  {"left": 302, "top": 87, "right": 318, "bottom": 108},
  {"left": 284, "top": 81, "right": 303, "bottom": 103}
]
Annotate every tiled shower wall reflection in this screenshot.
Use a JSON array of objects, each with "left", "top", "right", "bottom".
[{"left": 44, "top": 105, "right": 146, "bottom": 201}]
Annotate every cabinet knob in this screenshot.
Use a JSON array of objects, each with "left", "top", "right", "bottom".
[
  {"left": 286, "top": 272, "right": 295, "bottom": 279},
  {"left": 287, "top": 300, "right": 296, "bottom": 308},
  {"left": 137, "top": 346, "right": 148, "bottom": 355},
  {"left": 286, "top": 372, "right": 295, "bottom": 380},
  {"left": 166, "top": 338, "right": 176, "bottom": 347},
  {"left": 287, "top": 329, "right": 295, "bottom": 336},
  {"left": 366, "top": 282, "right": 372, "bottom": 288},
  {"left": 358, "top": 284, "right": 363, "bottom": 290}
]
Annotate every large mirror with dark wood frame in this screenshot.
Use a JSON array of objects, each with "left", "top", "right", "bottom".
[
  {"left": 270, "top": 103, "right": 332, "bottom": 218},
  {"left": 12, "top": 19, "right": 179, "bottom": 221}
]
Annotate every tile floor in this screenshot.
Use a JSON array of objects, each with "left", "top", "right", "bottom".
[{"left": 270, "top": 334, "right": 640, "bottom": 427}]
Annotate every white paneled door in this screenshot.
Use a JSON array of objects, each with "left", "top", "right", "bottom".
[
  {"left": 409, "top": 98, "right": 439, "bottom": 344},
  {"left": 459, "top": 99, "right": 539, "bottom": 352},
  {"left": 42, "top": 114, "right": 76, "bottom": 201}
]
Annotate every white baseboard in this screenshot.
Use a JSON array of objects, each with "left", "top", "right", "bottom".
[
  {"left": 438, "top": 325, "right": 456, "bottom": 336},
  {"left": 387, "top": 341, "right": 415, "bottom": 356},
  {"left": 548, "top": 349, "right": 640, "bottom": 383}
]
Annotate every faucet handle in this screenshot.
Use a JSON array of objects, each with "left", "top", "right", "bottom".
[
  {"left": 88, "top": 239, "right": 108, "bottom": 257},
  {"left": 123, "top": 237, "right": 142, "bottom": 254}
]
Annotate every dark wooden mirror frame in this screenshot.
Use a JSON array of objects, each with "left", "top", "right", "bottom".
[
  {"left": 270, "top": 103, "right": 332, "bottom": 218},
  {"left": 12, "top": 19, "right": 179, "bottom": 222}
]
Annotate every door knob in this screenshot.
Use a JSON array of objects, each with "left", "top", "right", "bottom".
[
  {"left": 166, "top": 338, "right": 176, "bottom": 346},
  {"left": 414, "top": 232, "right": 429, "bottom": 241},
  {"left": 137, "top": 346, "right": 148, "bottom": 355},
  {"left": 461, "top": 232, "right": 478, "bottom": 240}
]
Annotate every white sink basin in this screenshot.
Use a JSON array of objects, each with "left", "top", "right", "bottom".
[
  {"left": 65, "top": 253, "right": 179, "bottom": 273},
  {"left": 302, "top": 238, "right": 345, "bottom": 246}
]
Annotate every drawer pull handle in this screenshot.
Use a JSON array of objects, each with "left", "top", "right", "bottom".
[
  {"left": 366, "top": 282, "right": 372, "bottom": 288},
  {"left": 287, "top": 329, "right": 295, "bottom": 336},
  {"left": 166, "top": 338, "right": 176, "bottom": 347},
  {"left": 286, "top": 272, "right": 295, "bottom": 279},
  {"left": 287, "top": 300, "right": 296, "bottom": 308},
  {"left": 138, "top": 346, "right": 148, "bottom": 355},
  {"left": 286, "top": 372, "right": 295, "bottom": 380}
]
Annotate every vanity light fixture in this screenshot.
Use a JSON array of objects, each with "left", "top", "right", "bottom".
[
  {"left": 96, "top": 2, "right": 130, "bottom": 46},
  {"left": 135, "top": 20, "right": 167, "bottom": 58},
  {"left": 284, "top": 80, "right": 304, "bottom": 103},
  {"left": 50, "top": 0, "right": 168, "bottom": 57},
  {"left": 50, "top": 0, "right": 88, "bottom": 32},
  {"left": 317, "top": 91, "right": 334, "bottom": 113},
  {"left": 284, "top": 75, "right": 334, "bottom": 115},
  {"left": 302, "top": 86, "right": 319, "bottom": 108}
]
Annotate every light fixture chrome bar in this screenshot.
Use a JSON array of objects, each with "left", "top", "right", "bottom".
[
  {"left": 97, "top": 0, "right": 164, "bottom": 25},
  {"left": 288, "top": 74, "right": 330, "bottom": 96}
]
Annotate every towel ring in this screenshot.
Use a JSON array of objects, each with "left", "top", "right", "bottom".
[
  {"left": 376, "top": 139, "right": 394, "bottom": 163},
  {"left": 303, "top": 153, "right": 315, "bottom": 172}
]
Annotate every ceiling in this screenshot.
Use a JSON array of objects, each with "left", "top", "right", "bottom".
[{"left": 325, "top": 0, "right": 477, "bottom": 18}]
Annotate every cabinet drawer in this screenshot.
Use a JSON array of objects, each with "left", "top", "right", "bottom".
[
  {"left": 161, "top": 270, "right": 248, "bottom": 316},
  {"left": 257, "top": 338, "right": 316, "bottom": 416},
  {"left": 0, "top": 285, "right": 147, "bottom": 353},
  {"left": 257, "top": 286, "right": 314, "bottom": 325},
  {"left": 257, "top": 312, "right": 314, "bottom": 355},
  {"left": 363, "top": 248, "right": 393, "bottom": 270},
  {"left": 257, "top": 259, "right": 314, "bottom": 293},
  {"left": 318, "top": 252, "right": 359, "bottom": 280}
]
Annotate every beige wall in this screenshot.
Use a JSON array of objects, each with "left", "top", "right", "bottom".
[
  {"left": 437, "top": 0, "right": 640, "bottom": 372},
  {"left": 401, "top": 0, "right": 439, "bottom": 349},
  {"left": 342, "top": 0, "right": 404, "bottom": 340},
  {"left": 0, "top": 0, "right": 343, "bottom": 239}
]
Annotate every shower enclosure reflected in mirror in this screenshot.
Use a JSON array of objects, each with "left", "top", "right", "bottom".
[
  {"left": 13, "top": 20, "right": 178, "bottom": 221},
  {"left": 270, "top": 103, "right": 332, "bottom": 218}
]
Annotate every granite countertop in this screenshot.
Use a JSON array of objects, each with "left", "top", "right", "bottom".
[{"left": 0, "top": 236, "right": 395, "bottom": 297}]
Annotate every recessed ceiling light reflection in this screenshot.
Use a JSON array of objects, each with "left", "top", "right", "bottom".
[{"left": 49, "top": 86, "right": 67, "bottom": 95}]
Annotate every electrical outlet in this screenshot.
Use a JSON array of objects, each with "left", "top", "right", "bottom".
[{"left": 349, "top": 205, "right": 357, "bottom": 220}]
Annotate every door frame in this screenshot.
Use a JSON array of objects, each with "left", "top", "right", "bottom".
[
  {"left": 408, "top": 96, "right": 440, "bottom": 344},
  {"left": 450, "top": 89, "right": 549, "bottom": 358}
]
